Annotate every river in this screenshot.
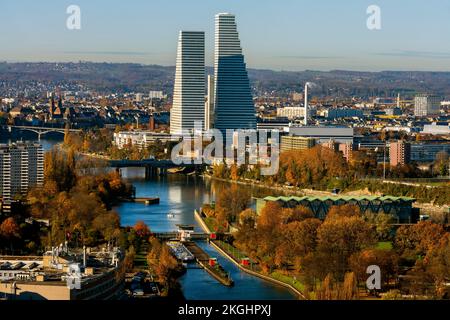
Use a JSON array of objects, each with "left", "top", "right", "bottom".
[
  {"left": 115, "top": 168, "right": 296, "bottom": 300},
  {"left": 3, "top": 136, "right": 295, "bottom": 300}
]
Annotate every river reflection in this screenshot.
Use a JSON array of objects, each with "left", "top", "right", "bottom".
[{"left": 115, "top": 169, "right": 296, "bottom": 300}]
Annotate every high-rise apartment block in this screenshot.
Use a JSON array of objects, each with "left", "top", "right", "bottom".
[
  {"left": 414, "top": 94, "right": 441, "bottom": 116},
  {"left": 213, "top": 13, "right": 256, "bottom": 131},
  {"left": 0, "top": 142, "right": 44, "bottom": 213},
  {"left": 389, "top": 140, "right": 411, "bottom": 167},
  {"left": 170, "top": 31, "right": 205, "bottom": 135}
]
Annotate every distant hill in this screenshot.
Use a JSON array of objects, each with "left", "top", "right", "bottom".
[{"left": 1, "top": 62, "right": 450, "bottom": 98}]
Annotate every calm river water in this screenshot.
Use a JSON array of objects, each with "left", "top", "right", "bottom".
[
  {"left": 115, "top": 168, "right": 295, "bottom": 300},
  {"left": 3, "top": 136, "right": 295, "bottom": 300}
]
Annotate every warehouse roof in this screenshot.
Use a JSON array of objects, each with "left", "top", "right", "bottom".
[{"left": 263, "top": 195, "right": 416, "bottom": 203}]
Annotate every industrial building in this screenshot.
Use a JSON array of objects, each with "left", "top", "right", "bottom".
[
  {"left": 0, "top": 245, "right": 124, "bottom": 300},
  {"left": 256, "top": 195, "right": 418, "bottom": 223}
]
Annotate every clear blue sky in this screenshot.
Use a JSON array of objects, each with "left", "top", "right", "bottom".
[{"left": 1, "top": 0, "right": 450, "bottom": 71}]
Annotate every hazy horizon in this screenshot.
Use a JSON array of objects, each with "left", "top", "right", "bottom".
[
  {"left": 3, "top": 60, "right": 450, "bottom": 74},
  {"left": 1, "top": 0, "right": 450, "bottom": 72}
]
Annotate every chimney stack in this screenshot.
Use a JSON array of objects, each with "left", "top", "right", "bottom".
[{"left": 304, "top": 83, "right": 309, "bottom": 126}]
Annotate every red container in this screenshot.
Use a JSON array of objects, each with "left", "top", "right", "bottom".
[
  {"left": 209, "top": 258, "right": 217, "bottom": 267},
  {"left": 241, "top": 258, "right": 250, "bottom": 266},
  {"left": 210, "top": 233, "right": 217, "bottom": 240}
]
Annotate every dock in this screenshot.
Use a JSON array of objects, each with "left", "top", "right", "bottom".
[
  {"left": 120, "top": 197, "right": 160, "bottom": 205},
  {"left": 184, "top": 241, "right": 234, "bottom": 287}
]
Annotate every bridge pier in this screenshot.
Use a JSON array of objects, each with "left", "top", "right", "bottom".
[
  {"left": 144, "top": 166, "right": 158, "bottom": 180},
  {"left": 144, "top": 166, "right": 169, "bottom": 179}
]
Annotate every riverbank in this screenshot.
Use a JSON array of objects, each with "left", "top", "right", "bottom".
[
  {"left": 193, "top": 208, "right": 305, "bottom": 299},
  {"left": 202, "top": 174, "right": 450, "bottom": 215}
]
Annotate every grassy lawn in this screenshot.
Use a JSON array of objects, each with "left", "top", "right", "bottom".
[
  {"left": 214, "top": 240, "right": 247, "bottom": 261},
  {"left": 376, "top": 241, "right": 393, "bottom": 250},
  {"left": 270, "top": 271, "right": 305, "bottom": 293},
  {"left": 204, "top": 217, "right": 216, "bottom": 233}
]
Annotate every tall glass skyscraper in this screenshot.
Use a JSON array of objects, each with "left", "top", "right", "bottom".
[
  {"left": 214, "top": 13, "right": 256, "bottom": 131},
  {"left": 170, "top": 31, "right": 205, "bottom": 135}
]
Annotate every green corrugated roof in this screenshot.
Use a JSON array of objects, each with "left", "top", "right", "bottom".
[{"left": 263, "top": 195, "right": 415, "bottom": 203}]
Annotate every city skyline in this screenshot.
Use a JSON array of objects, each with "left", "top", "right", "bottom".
[{"left": 1, "top": 0, "right": 450, "bottom": 71}]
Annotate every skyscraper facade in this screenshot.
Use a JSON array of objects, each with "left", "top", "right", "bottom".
[
  {"left": 213, "top": 13, "right": 256, "bottom": 131},
  {"left": 170, "top": 31, "right": 205, "bottom": 135}
]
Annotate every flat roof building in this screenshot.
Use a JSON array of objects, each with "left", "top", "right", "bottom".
[
  {"left": 280, "top": 135, "right": 316, "bottom": 153},
  {"left": 256, "top": 195, "right": 418, "bottom": 223},
  {"left": 113, "top": 131, "right": 181, "bottom": 149},
  {"left": 0, "top": 246, "right": 124, "bottom": 300},
  {"left": 287, "top": 126, "right": 354, "bottom": 144}
]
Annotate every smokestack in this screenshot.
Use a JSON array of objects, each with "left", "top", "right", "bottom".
[
  {"left": 304, "top": 83, "right": 309, "bottom": 126},
  {"left": 83, "top": 245, "right": 86, "bottom": 268}
]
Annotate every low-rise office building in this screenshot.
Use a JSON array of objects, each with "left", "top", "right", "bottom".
[
  {"left": 113, "top": 131, "right": 181, "bottom": 149},
  {"left": 280, "top": 135, "right": 316, "bottom": 152}
]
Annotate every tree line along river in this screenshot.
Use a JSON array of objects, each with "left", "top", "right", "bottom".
[{"left": 4, "top": 136, "right": 295, "bottom": 300}]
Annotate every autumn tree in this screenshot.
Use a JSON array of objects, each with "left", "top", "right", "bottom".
[
  {"left": 395, "top": 221, "right": 446, "bottom": 259},
  {"left": 155, "top": 245, "right": 179, "bottom": 284},
  {"left": 257, "top": 202, "right": 283, "bottom": 229},
  {"left": 327, "top": 204, "right": 361, "bottom": 220},
  {"left": 239, "top": 209, "right": 257, "bottom": 228},
  {"left": 315, "top": 214, "right": 377, "bottom": 280},
  {"left": 421, "top": 234, "right": 450, "bottom": 297},
  {"left": 275, "top": 218, "right": 322, "bottom": 272},
  {"left": 363, "top": 212, "right": 395, "bottom": 241},
  {"left": 279, "top": 146, "right": 349, "bottom": 188},
  {"left": 0, "top": 217, "right": 22, "bottom": 252},
  {"left": 215, "top": 185, "right": 250, "bottom": 224},
  {"left": 133, "top": 220, "right": 151, "bottom": 238},
  {"left": 341, "top": 272, "right": 359, "bottom": 300},
  {"left": 349, "top": 249, "right": 399, "bottom": 288}
]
